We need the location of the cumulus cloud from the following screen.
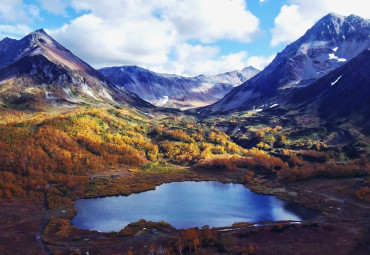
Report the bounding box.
[0,24,33,39]
[165,0,259,43]
[37,0,68,15]
[246,54,276,70]
[0,0,39,23]
[0,0,263,76]
[156,43,251,76]
[0,0,37,40]
[47,0,260,75]
[271,0,370,46]
[50,13,175,68]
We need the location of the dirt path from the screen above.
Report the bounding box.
[36,190,52,255]
[288,185,370,210]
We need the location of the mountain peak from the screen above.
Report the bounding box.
[0,29,153,109]
[1,37,16,43]
[322,12,345,20]
[27,28,51,40]
[321,13,370,25]
[27,28,52,43]
[346,13,369,22]
[241,66,259,72]
[33,28,48,35]
[200,13,369,114]
[314,13,369,30]
[289,13,370,50]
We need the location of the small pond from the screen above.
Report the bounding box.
[73,181,319,232]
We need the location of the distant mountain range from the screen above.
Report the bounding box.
[0,29,151,110]
[0,12,368,123]
[200,13,370,115]
[0,29,258,111]
[99,65,259,109]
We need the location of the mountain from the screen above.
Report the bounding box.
[289,48,370,123]
[200,13,370,114]
[0,29,152,110]
[99,65,259,109]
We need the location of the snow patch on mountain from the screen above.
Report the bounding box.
[81,83,97,99]
[270,103,279,108]
[331,75,343,86]
[62,87,75,100]
[45,90,57,100]
[100,65,260,108]
[152,96,169,107]
[328,53,346,62]
[98,88,114,101]
[200,13,370,114]
[191,82,213,93]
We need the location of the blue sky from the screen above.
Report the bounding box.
[0,0,368,76]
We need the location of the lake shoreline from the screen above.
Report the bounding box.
[46,166,331,236]
[72,181,319,232]
[2,168,368,254]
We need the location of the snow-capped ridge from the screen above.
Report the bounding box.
[100,65,260,109]
[200,13,370,114]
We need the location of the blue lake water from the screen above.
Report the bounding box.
[73,181,318,232]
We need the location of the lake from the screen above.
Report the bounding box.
[73,181,319,232]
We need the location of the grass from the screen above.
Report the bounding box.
[140,162,188,174]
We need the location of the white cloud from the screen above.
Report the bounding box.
[0,24,33,40]
[0,0,39,23]
[50,12,176,69]
[271,0,370,46]
[165,0,260,43]
[246,54,276,70]
[38,0,68,15]
[156,43,251,76]
[46,0,261,76]
[69,0,259,43]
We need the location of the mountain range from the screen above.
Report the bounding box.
[99,65,259,109]
[0,29,151,110]
[0,13,369,124]
[0,29,258,111]
[199,13,370,116]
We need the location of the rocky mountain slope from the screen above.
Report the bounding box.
[289,48,370,125]
[100,65,259,109]
[0,29,152,110]
[200,13,370,114]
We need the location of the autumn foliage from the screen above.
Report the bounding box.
[196,149,288,174]
[0,108,156,199]
[1,107,368,202]
[277,158,370,182]
[0,108,247,199]
[355,179,370,202]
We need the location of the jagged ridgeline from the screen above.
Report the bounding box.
[0,29,152,110]
[200,14,370,115]
[99,65,259,109]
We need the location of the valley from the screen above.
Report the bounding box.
[99,65,259,109]
[0,104,369,254]
[0,10,369,255]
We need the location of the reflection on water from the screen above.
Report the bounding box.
[73,181,319,232]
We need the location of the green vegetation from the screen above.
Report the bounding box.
[0,105,369,255]
[0,107,247,201]
[0,106,369,202]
